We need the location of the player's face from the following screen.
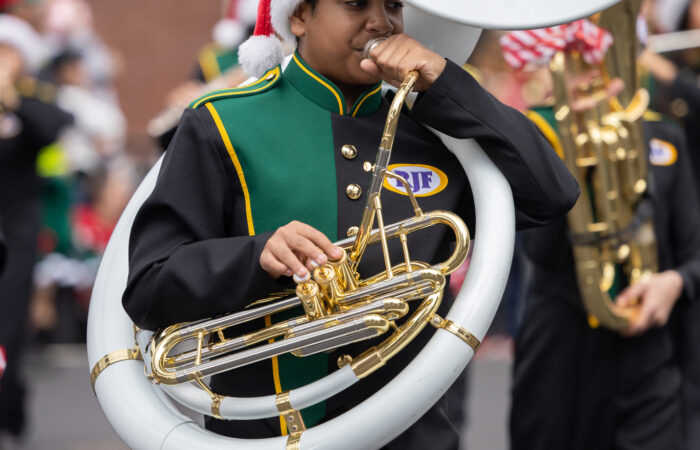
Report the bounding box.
[291,0,404,88]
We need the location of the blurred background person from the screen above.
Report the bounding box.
[149,0,258,150]
[504,12,700,450]
[639,1,700,447]
[0,0,73,439]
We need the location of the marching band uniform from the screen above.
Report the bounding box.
[510,107,700,450]
[0,87,73,435]
[648,64,700,450]
[123,48,579,447]
[1,6,73,437]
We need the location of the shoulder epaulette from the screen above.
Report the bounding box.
[197,43,222,82]
[643,109,663,122]
[462,63,483,85]
[189,66,282,109]
[526,107,564,160]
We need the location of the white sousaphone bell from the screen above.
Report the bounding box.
[87,1,620,449]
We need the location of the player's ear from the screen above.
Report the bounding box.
[290,1,312,38]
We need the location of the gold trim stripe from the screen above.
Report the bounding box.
[430,316,480,352]
[205,102,255,235]
[526,110,564,160]
[292,53,344,115]
[351,85,382,117]
[198,45,221,82]
[192,67,280,109]
[90,347,143,393]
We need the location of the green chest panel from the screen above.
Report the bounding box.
[212,79,338,241]
[208,79,339,429]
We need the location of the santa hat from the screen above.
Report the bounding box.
[499,19,614,71]
[0,0,21,10]
[213,0,259,49]
[0,14,49,73]
[238,0,303,77]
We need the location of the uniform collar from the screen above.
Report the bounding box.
[284,51,383,117]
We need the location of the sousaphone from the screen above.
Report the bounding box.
[87,1,620,449]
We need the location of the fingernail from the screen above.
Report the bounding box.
[310,259,320,267]
[297,268,308,278]
[285,269,293,277]
[316,254,327,265]
[333,247,343,257]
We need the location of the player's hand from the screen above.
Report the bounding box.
[616,270,683,337]
[260,221,344,279]
[566,69,624,112]
[360,34,446,91]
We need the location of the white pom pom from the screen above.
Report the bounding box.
[238,35,284,78]
[213,19,245,49]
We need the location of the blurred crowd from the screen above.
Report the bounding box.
[0,0,136,436]
[2,0,700,446]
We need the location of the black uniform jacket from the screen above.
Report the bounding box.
[523,119,700,309]
[123,57,579,442]
[0,214,5,273]
[512,116,700,450]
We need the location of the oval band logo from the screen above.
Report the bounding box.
[649,139,677,166]
[383,164,448,197]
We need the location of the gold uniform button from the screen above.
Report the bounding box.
[346,184,362,200]
[341,144,358,160]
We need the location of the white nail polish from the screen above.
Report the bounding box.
[293,272,311,283]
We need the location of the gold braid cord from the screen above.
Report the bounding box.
[90,346,143,393]
[430,315,481,352]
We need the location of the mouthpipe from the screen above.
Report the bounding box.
[363,37,386,60]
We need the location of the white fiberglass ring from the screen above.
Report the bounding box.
[87,133,513,449]
[405,0,620,30]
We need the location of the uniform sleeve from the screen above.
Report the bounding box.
[668,133,700,303]
[122,107,289,331]
[410,60,580,229]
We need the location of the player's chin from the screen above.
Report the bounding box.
[350,67,383,86]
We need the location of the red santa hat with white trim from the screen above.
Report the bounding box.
[238,0,304,77]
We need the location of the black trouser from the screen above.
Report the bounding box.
[0,206,38,436]
[669,302,700,450]
[510,295,684,450]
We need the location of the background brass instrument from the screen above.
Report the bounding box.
[549,0,658,330]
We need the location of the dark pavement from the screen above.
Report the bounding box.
[0,341,512,450]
